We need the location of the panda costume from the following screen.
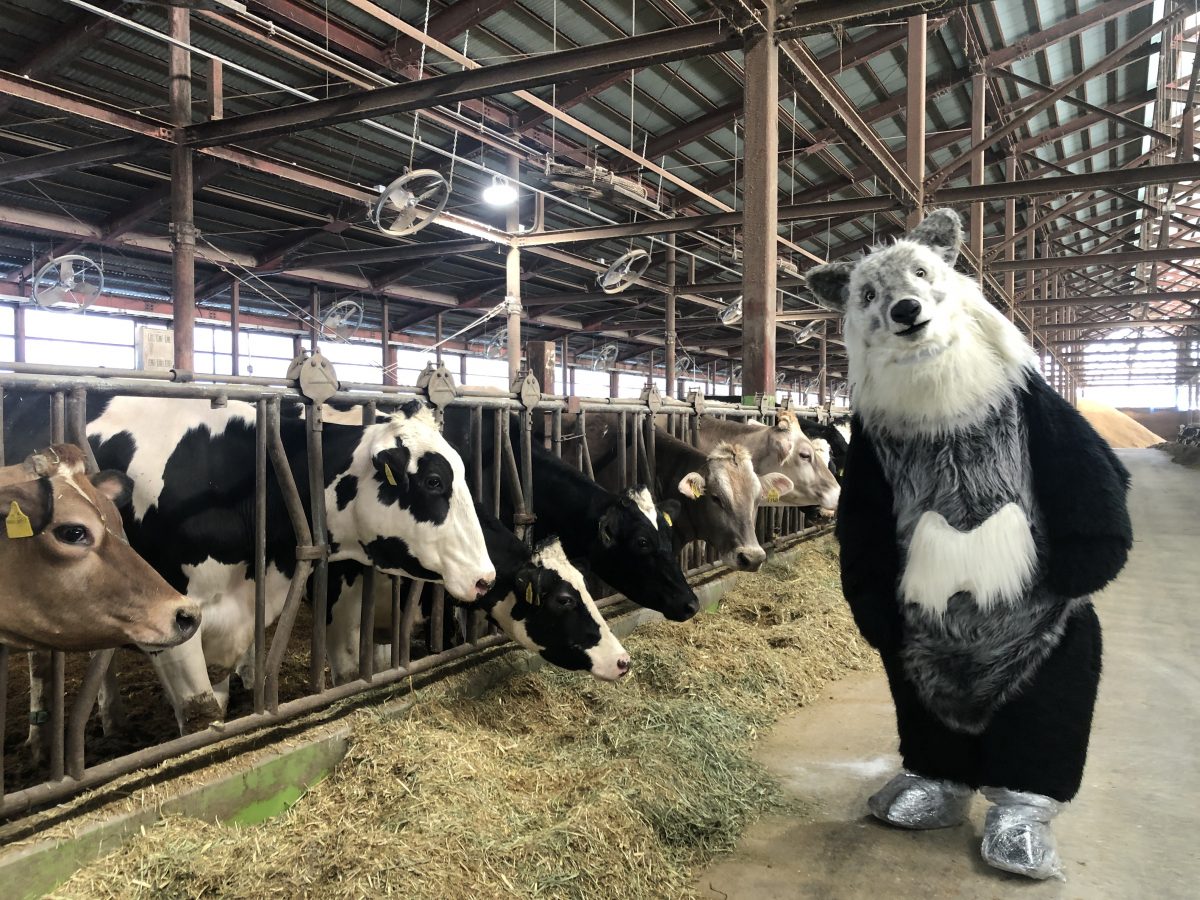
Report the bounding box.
[807,209,1132,880]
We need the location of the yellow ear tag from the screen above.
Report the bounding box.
[6,501,34,539]
[766,488,781,503]
[663,512,673,527]
[384,464,398,486]
[525,583,534,605]
[691,483,702,499]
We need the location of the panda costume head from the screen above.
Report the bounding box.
[806,209,1034,436]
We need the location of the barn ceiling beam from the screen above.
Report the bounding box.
[0,137,154,187]
[512,70,633,133]
[929,5,1189,189]
[181,22,738,146]
[1036,317,1200,332]
[1021,292,1200,308]
[986,0,1156,69]
[283,240,496,271]
[939,161,1200,203]
[775,0,983,34]
[993,247,1200,273]
[383,0,516,68]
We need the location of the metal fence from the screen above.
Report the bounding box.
[0,358,839,821]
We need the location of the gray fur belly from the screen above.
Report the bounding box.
[874,392,1078,733]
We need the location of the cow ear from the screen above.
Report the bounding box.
[909,208,962,266]
[768,429,794,463]
[1,478,53,538]
[678,472,706,500]
[373,444,410,489]
[759,472,794,503]
[658,498,682,528]
[91,470,133,508]
[598,504,621,548]
[806,261,854,312]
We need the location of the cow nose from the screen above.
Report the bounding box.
[616,655,631,677]
[474,577,494,598]
[175,608,200,641]
[735,546,767,571]
[890,298,921,325]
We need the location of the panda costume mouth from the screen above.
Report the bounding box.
[896,320,931,337]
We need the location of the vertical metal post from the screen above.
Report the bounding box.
[818,323,828,405]
[906,14,927,228]
[609,369,619,398]
[253,399,267,713]
[741,6,778,399]
[230,279,240,375]
[0,644,7,802]
[307,404,328,692]
[1004,155,1016,320]
[208,57,223,120]
[170,6,195,372]
[13,305,25,362]
[506,157,522,384]
[381,300,396,385]
[435,313,444,366]
[309,285,320,353]
[292,333,304,360]
[359,401,377,682]
[665,235,677,397]
[460,352,468,385]
[970,71,986,282]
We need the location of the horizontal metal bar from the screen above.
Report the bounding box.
[939,161,1200,203]
[993,247,1200,272]
[777,0,985,33]
[513,196,900,247]
[183,22,738,146]
[0,137,155,186]
[1021,291,1200,307]
[284,239,497,271]
[1037,316,1200,332]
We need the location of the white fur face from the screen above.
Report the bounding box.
[806,209,1035,436]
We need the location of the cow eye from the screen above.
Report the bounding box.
[915,267,927,279]
[635,537,651,552]
[799,450,812,460]
[424,476,443,492]
[53,524,92,546]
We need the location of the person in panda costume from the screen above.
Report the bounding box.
[806,209,1132,880]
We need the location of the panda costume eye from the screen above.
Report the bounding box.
[915,267,927,279]
[863,288,876,304]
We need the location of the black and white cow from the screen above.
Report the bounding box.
[443,409,700,622]
[326,504,630,682]
[3,394,494,731]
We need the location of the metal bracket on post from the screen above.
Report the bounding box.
[639,382,663,415]
[288,351,339,409]
[416,362,458,422]
[513,368,542,410]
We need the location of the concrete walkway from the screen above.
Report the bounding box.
[698,449,1199,899]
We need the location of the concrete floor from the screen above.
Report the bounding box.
[698,449,1199,900]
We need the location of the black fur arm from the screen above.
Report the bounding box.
[1021,371,1133,597]
[835,417,902,650]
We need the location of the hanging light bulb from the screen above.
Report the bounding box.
[482,174,518,207]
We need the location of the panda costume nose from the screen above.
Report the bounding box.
[890,298,922,325]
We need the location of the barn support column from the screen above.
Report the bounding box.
[381,300,397,385]
[505,156,522,384]
[905,13,927,229]
[309,285,320,352]
[665,235,677,398]
[169,6,195,372]
[609,369,619,399]
[13,304,25,363]
[528,341,555,393]
[970,72,986,283]
[230,280,240,375]
[560,337,569,395]
[818,322,828,405]
[1004,155,1017,321]
[435,313,444,366]
[741,4,778,400]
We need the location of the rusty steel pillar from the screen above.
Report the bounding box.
[435,312,443,366]
[309,285,320,352]
[906,14,927,229]
[13,304,25,363]
[230,280,240,375]
[665,235,677,397]
[970,72,986,283]
[560,337,569,395]
[169,6,195,372]
[818,322,828,405]
[381,300,397,385]
[609,369,619,399]
[527,341,556,393]
[741,5,778,399]
[505,156,522,384]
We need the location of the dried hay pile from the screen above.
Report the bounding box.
[54,536,875,900]
[1077,399,1164,448]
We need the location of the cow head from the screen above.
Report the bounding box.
[674,442,792,572]
[592,485,699,622]
[0,444,200,652]
[330,401,495,602]
[490,539,630,681]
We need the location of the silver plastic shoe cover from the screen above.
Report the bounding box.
[980,787,1065,881]
[867,771,972,829]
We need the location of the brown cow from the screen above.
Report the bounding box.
[0,444,200,652]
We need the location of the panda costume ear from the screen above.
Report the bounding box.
[806,261,854,312]
[909,208,963,266]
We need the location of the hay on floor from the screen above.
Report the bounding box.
[53,536,875,900]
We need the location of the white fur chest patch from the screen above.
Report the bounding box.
[899,503,1037,615]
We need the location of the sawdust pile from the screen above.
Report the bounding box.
[1077,399,1164,448]
[54,536,875,900]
